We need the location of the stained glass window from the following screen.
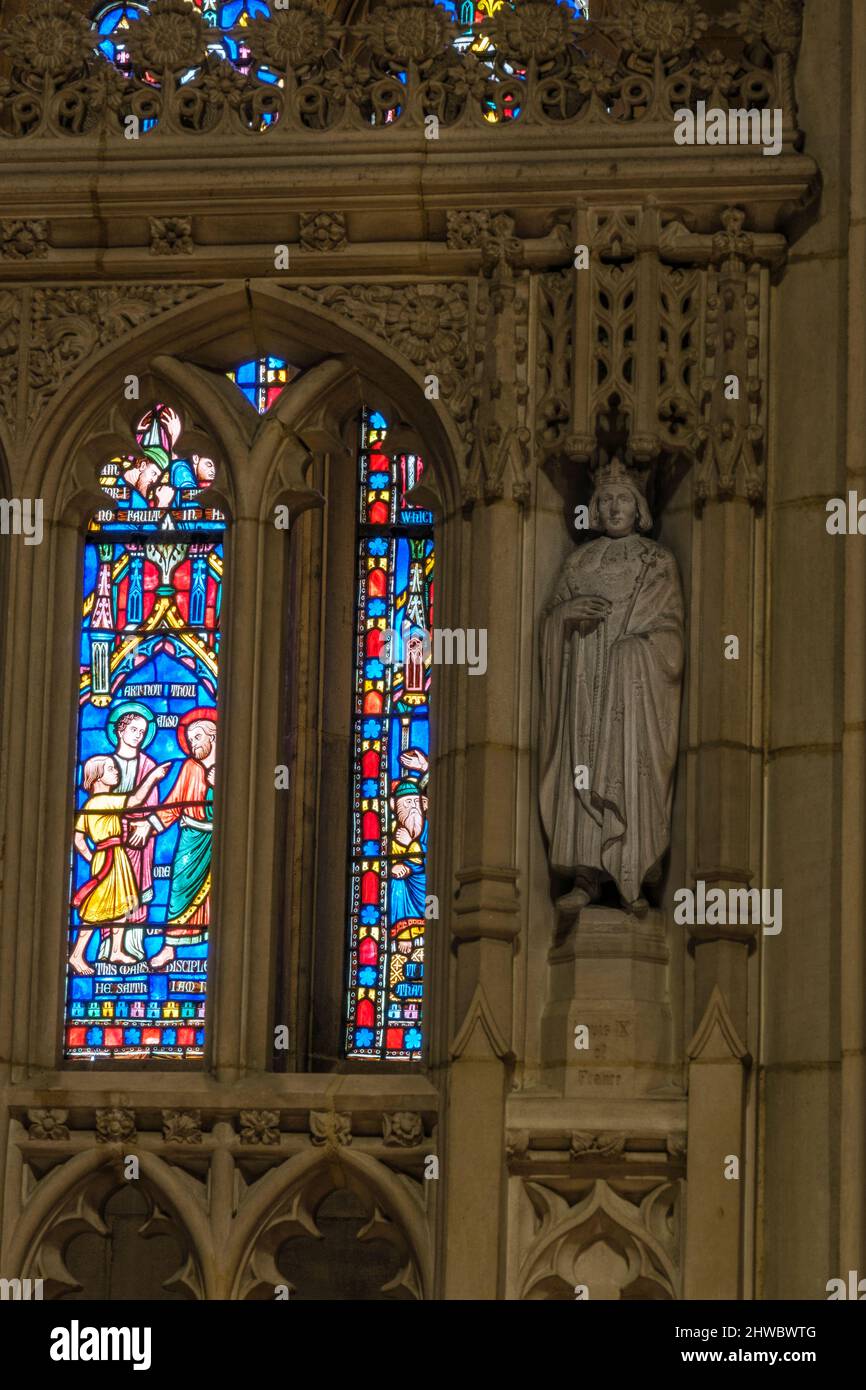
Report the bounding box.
[227,356,294,414]
[92,2,276,81]
[345,411,434,1061]
[64,404,224,1061]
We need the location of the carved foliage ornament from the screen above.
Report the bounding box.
[149,216,194,256]
[27,1108,70,1141]
[481,0,584,63]
[382,1111,424,1147]
[95,1107,136,1143]
[294,280,471,429]
[613,0,710,60]
[0,0,802,138]
[247,3,343,73]
[26,284,208,424]
[730,0,804,54]
[0,1,93,81]
[0,289,19,425]
[126,0,209,75]
[299,211,347,253]
[309,1110,352,1148]
[356,0,455,67]
[162,1109,203,1144]
[1,219,49,259]
[239,1110,281,1145]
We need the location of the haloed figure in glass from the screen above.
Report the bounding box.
[65,402,224,1061]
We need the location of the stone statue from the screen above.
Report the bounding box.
[539,457,684,920]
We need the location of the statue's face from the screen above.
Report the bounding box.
[597,485,638,538]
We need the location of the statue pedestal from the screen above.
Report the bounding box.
[540,906,672,1097]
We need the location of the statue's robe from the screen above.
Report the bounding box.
[539,534,684,903]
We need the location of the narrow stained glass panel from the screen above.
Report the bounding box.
[345,410,434,1061]
[64,404,224,1062]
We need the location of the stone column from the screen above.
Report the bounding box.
[443,231,527,1300]
[681,214,777,1298]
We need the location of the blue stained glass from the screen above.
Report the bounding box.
[64,403,224,1063]
[227,356,294,413]
[92,2,280,89]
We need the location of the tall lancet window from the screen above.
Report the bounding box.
[64,405,224,1062]
[345,411,434,1062]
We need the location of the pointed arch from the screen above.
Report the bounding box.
[226,1144,432,1300]
[4,282,463,1076]
[23,283,464,521]
[3,1144,213,1299]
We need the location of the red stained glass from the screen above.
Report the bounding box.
[345,410,433,1061]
